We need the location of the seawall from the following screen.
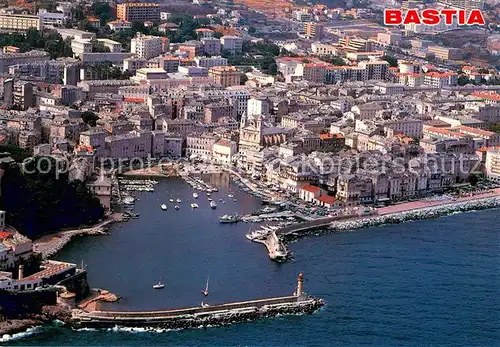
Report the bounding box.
[71,295,324,330]
[279,195,500,257]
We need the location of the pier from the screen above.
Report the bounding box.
[71,273,323,330]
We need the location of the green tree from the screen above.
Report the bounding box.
[240,73,248,85]
[468,173,479,186]
[92,2,112,24]
[382,55,398,67]
[81,111,99,126]
[0,157,104,238]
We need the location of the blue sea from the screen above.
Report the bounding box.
[6,176,500,346]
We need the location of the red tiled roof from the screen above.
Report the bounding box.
[0,231,11,239]
[123,97,145,103]
[301,184,321,193]
[316,195,337,204]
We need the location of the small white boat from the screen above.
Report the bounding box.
[210,201,217,209]
[208,198,213,201]
[176,199,181,203]
[191,203,199,208]
[153,281,164,289]
[175,205,180,210]
[161,204,167,210]
[228,194,234,198]
[169,199,174,203]
[201,276,209,296]
[206,192,211,197]
[193,192,199,199]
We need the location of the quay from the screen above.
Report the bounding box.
[254,190,500,263]
[71,273,323,330]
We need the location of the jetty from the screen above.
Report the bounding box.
[71,273,323,330]
[252,189,500,263]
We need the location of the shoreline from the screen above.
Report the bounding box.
[34,213,122,259]
[281,194,500,248]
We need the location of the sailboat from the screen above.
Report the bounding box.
[153,281,165,289]
[201,276,209,296]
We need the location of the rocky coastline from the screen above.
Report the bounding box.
[283,196,500,244]
[0,305,71,340]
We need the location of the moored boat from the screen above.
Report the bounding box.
[161,204,167,210]
[210,201,217,209]
[219,214,239,223]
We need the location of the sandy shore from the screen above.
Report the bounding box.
[34,213,122,259]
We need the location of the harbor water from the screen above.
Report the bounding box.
[7,175,499,346]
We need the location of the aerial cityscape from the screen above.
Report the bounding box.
[0,0,497,344]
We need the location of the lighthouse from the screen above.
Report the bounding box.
[295,272,304,297]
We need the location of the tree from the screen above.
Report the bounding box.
[382,55,398,67]
[81,111,99,126]
[458,75,470,86]
[468,173,479,186]
[0,157,104,238]
[240,73,248,85]
[92,2,112,24]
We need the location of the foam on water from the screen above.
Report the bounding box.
[0,326,42,342]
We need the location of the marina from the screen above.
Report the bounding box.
[31,175,499,346]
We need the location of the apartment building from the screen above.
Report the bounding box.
[195,56,227,69]
[0,50,49,73]
[485,148,500,181]
[424,72,458,88]
[116,2,160,22]
[8,59,80,85]
[338,37,373,52]
[358,60,389,81]
[303,22,324,40]
[0,13,40,32]
[107,20,132,32]
[209,66,241,87]
[186,132,220,160]
[311,43,338,56]
[131,34,163,60]
[220,36,243,55]
[427,46,462,61]
[105,130,153,160]
[212,138,237,166]
[201,37,221,56]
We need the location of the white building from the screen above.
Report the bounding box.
[485,148,500,182]
[247,97,271,117]
[194,56,228,69]
[186,132,220,160]
[71,39,92,57]
[107,20,131,32]
[212,138,237,165]
[38,9,66,27]
[131,33,163,60]
[97,38,122,53]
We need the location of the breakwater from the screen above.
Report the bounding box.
[71,274,323,330]
[278,196,500,258]
[329,196,500,232]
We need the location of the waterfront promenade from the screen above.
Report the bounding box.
[35,213,122,259]
[377,188,500,215]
